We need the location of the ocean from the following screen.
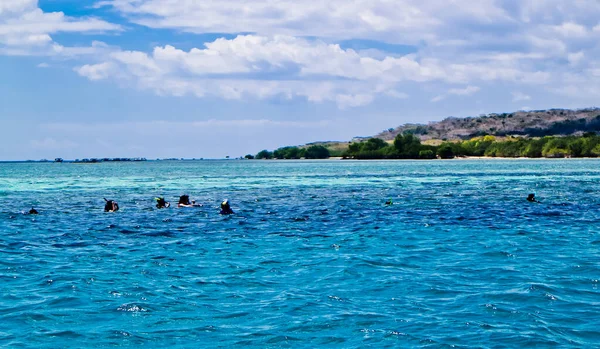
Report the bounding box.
[1,159,599,348]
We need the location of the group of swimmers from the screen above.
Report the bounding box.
[26,195,234,215]
[104,195,234,215]
[26,193,540,216]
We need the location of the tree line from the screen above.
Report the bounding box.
[252,145,331,159]
[249,133,600,160]
[343,133,600,159]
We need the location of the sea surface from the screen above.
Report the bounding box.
[1,159,600,348]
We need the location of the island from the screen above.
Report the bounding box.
[251,108,600,159]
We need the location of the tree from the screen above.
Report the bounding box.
[437,143,455,159]
[256,150,273,159]
[244,154,255,159]
[419,150,435,159]
[304,145,330,159]
[567,138,584,157]
[274,146,302,159]
[523,139,545,158]
[542,138,569,158]
[362,138,388,151]
[393,134,419,155]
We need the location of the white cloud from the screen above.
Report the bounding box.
[95,0,468,43]
[448,85,480,96]
[431,95,445,103]
[0,0,36,15]
[335,94,374,109]
[144,36,442,82]
[75,62,115,80]
[431,85,479,103]
[8,0,596,110]
[512,92,531,102]
[0,0,120,56]
[95,0,600,56]
[36,62,49,68]
[75,35,558,108]
[568,51,585,65]
[551,22,588,38]
[384,90,409,99]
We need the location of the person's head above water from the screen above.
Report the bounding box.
[104,198,119,212]
[29,207,38,215]
[220,199,234,214]
[179,194,200,207]
[527,193,537,202]
[155,197,170,209]
[179,195,190,205]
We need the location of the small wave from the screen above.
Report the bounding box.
[116,303,149,313]
[43,330,84,338]
[141,231,177,237]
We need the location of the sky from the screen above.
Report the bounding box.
[2,0,600,160]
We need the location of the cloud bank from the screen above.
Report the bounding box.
[0,0,120,56]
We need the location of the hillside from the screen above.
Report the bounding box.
[255,107,600,160]
[374,108,600,141]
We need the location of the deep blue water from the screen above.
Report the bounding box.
[1,160,600,348]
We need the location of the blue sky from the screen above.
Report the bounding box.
[1,0,600,160]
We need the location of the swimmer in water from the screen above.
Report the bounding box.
[220,199,234,215]
[29,207,38,214]
[385,198,393,205]
[104,198,119,212]
[178,195,202,207]
[527,193,540,203]
[155,197,170,209]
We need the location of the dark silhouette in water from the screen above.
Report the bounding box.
[155,197,170,209]
[178,195,202,207]
[178,195,191,207]
[220,199,234,215]
[527,193,540,203]
[28,207,38,214]
[385,198,393,205]
[104,198,119,212]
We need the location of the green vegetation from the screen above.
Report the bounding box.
[344,134,437,159]
[304,145,330,159]
[255,150,273,159]
[252,110,600,160]
[443,134,600,158]
[254,145,330,159]
[274,146,304,159]
[342,133,600,159]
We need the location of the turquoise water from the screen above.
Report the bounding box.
[1,160,600,348]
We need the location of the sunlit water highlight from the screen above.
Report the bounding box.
[1,160,600,347]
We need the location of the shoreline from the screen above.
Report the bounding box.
[3,157,600,163]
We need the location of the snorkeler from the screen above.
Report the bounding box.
[28,207,38,214]
[385,198,393,205]
[104,198,119,212]
[220,199,234,215]
[155,197,170,209]
[178,195,202,207]
[178,194,201,207]
[527,193,540,203]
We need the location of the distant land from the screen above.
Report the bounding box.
[13,108,600,162]
[254,108,600,159]
[374,107,600,141]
